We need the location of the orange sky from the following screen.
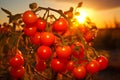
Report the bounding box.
[0,0,120,28]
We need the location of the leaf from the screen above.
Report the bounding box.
[1,8,12,15]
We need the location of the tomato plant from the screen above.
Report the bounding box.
[22,10,38,25]
[52,18,68,33]
[56,45,72,59]
[30,32,41,45]
[9,53,24,67]
[24,26,37,36]
[96,55,108,70]
[73,66,86,79]
[37,45,52,60]
[86,60,99,74]
[35,18,47,31]
[9,66,25,79]
[40,32,55,46]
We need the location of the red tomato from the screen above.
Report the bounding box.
[96,55,108,70]
[9,54,24,67]
[37,45,52,60]
[9,66,25,79]
[40,32,55,46]
[73,66,86,79]
[30,32,41,45]
[71,42,84,59]
[53,18,68,33]
[56,45,72,59]
[24,26,37,36]
[66,61,75,71]
[22,10,37,25]
[36,18,47,31]
[51,58,64,72]
[35,60,46,71]
[84,31,95,42]
[86,60,99,74]
[79,26,89,35]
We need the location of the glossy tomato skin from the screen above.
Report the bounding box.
[56,45,72,59]
[71,42,84,59]
[86,60,100,74]
[40,32,55,46]
[66,61,75,72]
[24,26,37,36]
[22,10,37,25]
[51,58,64,72]
[9,54,24,67]
[30,32,41,45]
[36,18,47,31]
[73,66,86,79]
[96,55,108,70]
[9,66,25,79]
[35,60,46,71]
[53,18,68,33]
[37,45,52,60]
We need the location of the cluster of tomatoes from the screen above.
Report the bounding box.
[16,9,109,79]
[9,50,25,79]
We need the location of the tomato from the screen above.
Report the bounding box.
[37,45,52,60]
[71,42,84,59]
[51,58,64,72]
[35,60,46,71]
[30,32,41,45]
[56,45,72,59]
[84,31,95,42]
[79,26,89,35]
[9,66,25,79]
[52,18,68,33]
[86,60,99,74]
[73,66,86,79]
[66,61,75,71]
[64,11,73,19]
[24,26,37,36]
[22,10,37,25]
[35,18,47,31]
[9,53,24,67]
[96,55,108,70]
[40,32,55,46]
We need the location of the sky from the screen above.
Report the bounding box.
[0,0,120,28]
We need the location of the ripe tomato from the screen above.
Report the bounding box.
[35,60,46,71]
[50,58,64,72]
[40,32,55,46]
[35,18,47,31]
[22,10,37,25]
[24,26,37,36]
[9,53,24,67]
[71,42,84,59]
[96,55,108,70]
[52,18,68,33]
[84,31,95,42]
[66,61,75,72]
[79,26,89,35]
[9,66,25,79]
[73,66,86,79]
[30,32,41,45]
[56,45,72,59]
[86,60,99,74]
[37,45,52,60]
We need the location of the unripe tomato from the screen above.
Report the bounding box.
[9,66,25,79]
[86,60,99,74]
[52,18,68,33]
[30,32,41,45]
[9,53,24,67]
[56,45,72,59]
[73,66,86,79]
[37,45,52,60]
[24,26,37,36]
[35,18,47,31]
[40,32,55,46]
[96,55,108,70]
[51,58,64,72]
[35,60,46,71]
[22,10,37,25]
